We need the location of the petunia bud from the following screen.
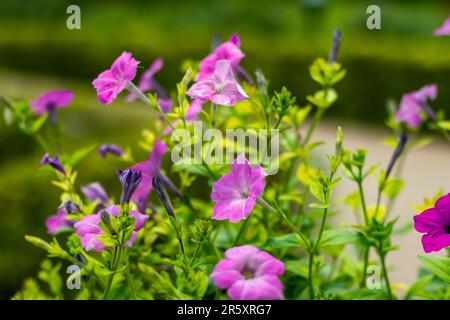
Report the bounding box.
[39,153,66,175]
[98,144,124,158]
[152,176,175,218]
[100,210,115,235]
[117,169,142,205]
[385,132,408,179]
[328,29,341,64]
[59,200,80,214]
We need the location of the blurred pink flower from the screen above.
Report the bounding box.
[30,90,74,115]
[434,16,450,36]
[46,209,74,234]
[197,33,244,81]
[187,60,248,106]
[414,193,450,253]
[92,51,140,105]
[395,84,437,128]
[129,140,168,212]
[211,154,266,223]
[74,205,148,251]
[211,245,284,300]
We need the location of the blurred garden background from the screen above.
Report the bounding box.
[0,0,449,299]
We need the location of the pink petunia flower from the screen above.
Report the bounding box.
[129,140,168,212]
[187,60,248,107]
[414,193,450,253]
[30,90,74,116]
[46,209,75,234]
[74,205,148,251]
[395,84,438,128]
[433,16,450,36]
[211,245,285,300]
[126,58,168,102]
[211,154,266,223]
[197,33,244,81]
[92,51,140,105]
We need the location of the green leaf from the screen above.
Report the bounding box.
[318,229,358,248]
[383,178,404,198]
[266,233,308,250]
[309,178,325,203]
[419,256,450,283]
[404,275,434,300]
[309,203,330,209]
[437,121,450,131]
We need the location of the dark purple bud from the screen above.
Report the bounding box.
[98,144,124,158]
[100,209,115,235]
[59,200,81,214]
[158,174,183,199]
[39,153,66,175]
[117,169,142,205]
[385,132,408,179]
[328,29,341,64]
[152,176,175,218]
[81,182,109,204]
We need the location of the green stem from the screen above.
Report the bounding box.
[256,198,310,250]
[378,247,393,299]
[359,246,370,288]
[103,273,114,300]
[356,179,370,225]
[308,253,315,300]
[232,218,250,247]
[211,103,217,128]
[126,263,137,300]
[304,108,324,146]
[103,246,124,300]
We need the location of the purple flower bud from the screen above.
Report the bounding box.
[81,182,109,205]
[385,132,408,179]
[59,200,81,214]
[117,169,142,205]
[39,153,66,175]
[152,176,175,218]
[328,29,341,64]
[98,144,124,158]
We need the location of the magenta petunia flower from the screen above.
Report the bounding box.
[128,140,168,212]
[46,209,75,234]
[197,33,244,81]
[39,153,66,175]
[211,245,285,300]
[92,51,140,105]
[30,90,74,116]
[434,16,450,36]
[126,58,168,102]
[414,193,450,253]
[211,154,266,223]
[187,60,248,107]
[74,205,148,251]
[395,84,438,128]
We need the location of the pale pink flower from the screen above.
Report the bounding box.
[92,52,140,105]
[211,154,266,223]
[187,60,248,106]
[211,245,285,300]
[395,84,437,128]
[434,16,450,36]
[197,33,244,81]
